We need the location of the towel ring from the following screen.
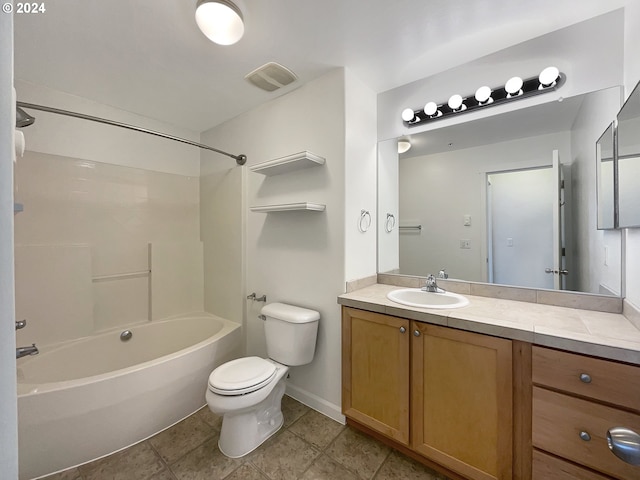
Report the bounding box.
[385,213,396,233]
[358,209,372,233]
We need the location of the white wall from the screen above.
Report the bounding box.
[344,70,378,282]
[0,11,18,479]
[570,87,623,295]
[15,80,200,176]
[397,132,570,282]
[201,69,358,421]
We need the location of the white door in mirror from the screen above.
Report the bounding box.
[386,289,469,309]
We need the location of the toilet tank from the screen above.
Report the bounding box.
[261,303,320,366]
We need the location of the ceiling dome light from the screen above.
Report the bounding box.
[195,0,245,46]
[475,86,493,104]
[505,76,523,97]
[448,94,465,111]
[401,108,416,122]
[397,139,412,154]
[539,66,560,88]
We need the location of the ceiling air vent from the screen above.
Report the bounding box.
[245,62,298,92]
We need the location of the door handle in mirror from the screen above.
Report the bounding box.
[607,427,640,465]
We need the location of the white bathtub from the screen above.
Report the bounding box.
[17,313,242,480]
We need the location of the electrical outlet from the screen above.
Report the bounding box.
[460,239,471,249]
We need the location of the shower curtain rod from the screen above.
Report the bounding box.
[16,101,247,165]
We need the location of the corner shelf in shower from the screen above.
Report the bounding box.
[249,151,325,176]
[249,202,326,213]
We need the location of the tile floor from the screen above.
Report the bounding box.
[41,395,451,480]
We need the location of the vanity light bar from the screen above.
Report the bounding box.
[401,68,565,127]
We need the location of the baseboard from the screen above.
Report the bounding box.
[285,383,345,425]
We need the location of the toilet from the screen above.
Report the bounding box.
[206,302,320,458]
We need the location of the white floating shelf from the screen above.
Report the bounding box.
[250,202,326,213]
[249,151,325,176]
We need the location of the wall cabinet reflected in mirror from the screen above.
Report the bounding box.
[617,80,640,228]
[596,123,615,230]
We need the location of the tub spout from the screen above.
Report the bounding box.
[16,343,38,359]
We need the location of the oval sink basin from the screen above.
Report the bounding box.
[386,288,469,309]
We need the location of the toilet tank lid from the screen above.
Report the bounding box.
[261,302,320,323]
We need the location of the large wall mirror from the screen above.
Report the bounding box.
[617,80,640,228]
[378,87,623,296]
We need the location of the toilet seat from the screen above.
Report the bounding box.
[208,357,277,396]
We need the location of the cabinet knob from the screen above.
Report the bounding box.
[399,326,406,333]
[607,427,640,466]
[413,330,421,337]
[580,431,592,442]
[579,373,592,384]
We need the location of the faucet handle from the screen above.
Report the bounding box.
[15,319,27,330]
[438,269,448,279]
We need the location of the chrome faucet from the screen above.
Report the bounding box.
[422,274,439,293]
[16,343,39,359]
[438,269,448,279]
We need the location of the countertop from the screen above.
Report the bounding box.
[338,283,640,365]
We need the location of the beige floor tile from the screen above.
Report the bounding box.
[250,430,320,480]
[299,454,360,480]
[325,428,391,480]
[41,468,82,480]
[149,414,218,464]
[78,441,165,480]
[148,469,179,480]
[374,450,449,480]
[169,437,243,480]
[192,405,223,431]
[281,394,311,427]
[224,464,271,480]
[288,410,345,450]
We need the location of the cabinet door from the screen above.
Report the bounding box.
[411,322,513,480]
[342,308,410,444]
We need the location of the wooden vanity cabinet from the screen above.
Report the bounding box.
[342,307,514,480]
[532,346,640,480]
[412,322,513,480]
[341,308,410,444]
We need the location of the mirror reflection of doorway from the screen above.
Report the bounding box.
[487,165,563,290]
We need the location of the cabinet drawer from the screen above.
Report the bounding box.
[533,449,613,479]
[533,387,640,479]
[532,346,640,412]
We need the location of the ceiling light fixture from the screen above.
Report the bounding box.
[475,86,493,105]
[424,101,442,118]
[401,67,565,127]
[398,139,412,154]
[195,0,245,46]
[539,66,560,89]
[505,76,523,98]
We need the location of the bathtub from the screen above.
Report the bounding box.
[17,313,242,480]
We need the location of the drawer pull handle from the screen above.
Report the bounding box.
[580,431,591,442]
[607,427,640,466]
[579,373,592,383]
[399,326,406,333]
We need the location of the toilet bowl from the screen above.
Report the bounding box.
[206,302,320,458]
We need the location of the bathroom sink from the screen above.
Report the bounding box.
[386,288,469,309]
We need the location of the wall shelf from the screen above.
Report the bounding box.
[249,151,325,176]
[14,203,23,215]
[250,202,326,213]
